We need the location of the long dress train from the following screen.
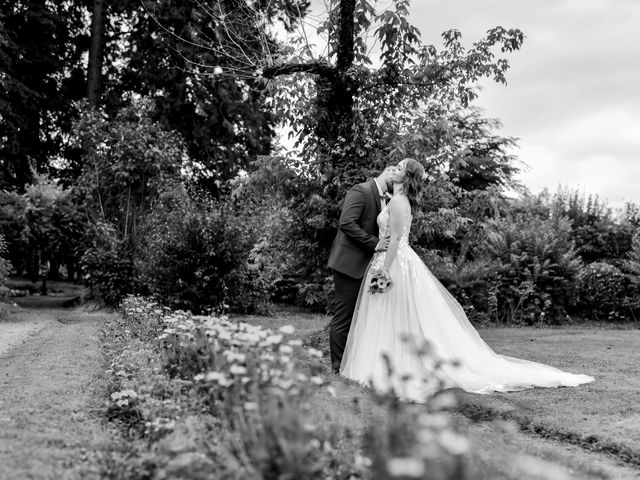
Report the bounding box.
[340,205,594,400]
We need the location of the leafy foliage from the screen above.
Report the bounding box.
[138,187,274,314]
[483,210,582,324]
[82,222,145,308]
[0,174,87,280]
[103,0,310,193]
[0,1,87,189]
[552,188,634,264]
[73,97,186,237]
[72,97,186,305]
[250,1,525,308]
[575,262,636,321]
[0,234,11,299]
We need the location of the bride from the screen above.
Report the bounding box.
[340,158,594,400]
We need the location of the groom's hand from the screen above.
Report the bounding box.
[375,237,389,252]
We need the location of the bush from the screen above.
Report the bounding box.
[138,188,274,314]
[0,176,87,281]
[480,210,582,324]
[552,188,634,263]
[82,223,145,307]
[575,262,636,321]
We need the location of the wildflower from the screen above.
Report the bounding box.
[218,376,234,387]
[387,458,425,477]
[204,371,224,382]
[416,428,436,444]
[276,379,293,390]
[306,348,323,358]
[260,353,275,362]
[326,386,337,398]
[229,364,248,375]
[193,373,205,381]
[265,334,283,345]
[417,412,449,430]
[428,392,457,411]
[310,376,324,386]
[219,330,232,341]
[354,453,372,469]
[296,373,308,382]
[224,351,246,363]
[279,345,293,354]
[244,402,259,411]
[438,430,470,455]
[288,339,303,347]
[279,325,295,334]
[238,332,261,344]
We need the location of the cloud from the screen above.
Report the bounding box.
[302,0,640,206]
[406,0,640,206]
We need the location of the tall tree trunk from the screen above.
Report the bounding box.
[87,0,105,106]
[318,0,357,167]
[262,0,358,164]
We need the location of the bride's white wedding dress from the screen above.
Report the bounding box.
[340,203,594,400]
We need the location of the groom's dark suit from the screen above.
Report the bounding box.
[328,179,382,373]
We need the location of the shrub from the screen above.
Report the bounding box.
[138,188,274,314]
[82,223,145,307]
[73,98,187,306]
[552,188,634,263]
[0,177,87,281]
[575,262,635,321]
[481,210,582,324]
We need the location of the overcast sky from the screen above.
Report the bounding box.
[300,0,640,207]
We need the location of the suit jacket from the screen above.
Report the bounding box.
[327,179,382,279]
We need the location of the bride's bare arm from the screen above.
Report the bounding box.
[382,197,407,272]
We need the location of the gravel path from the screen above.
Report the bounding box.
[0,308,118,479]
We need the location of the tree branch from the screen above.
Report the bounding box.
[262,61,336,79]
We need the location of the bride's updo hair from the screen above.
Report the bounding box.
[401,158,425,213]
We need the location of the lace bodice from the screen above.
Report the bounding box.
[370,203,412,272]
[377,204,411,246]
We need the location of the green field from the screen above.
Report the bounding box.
[236,310,640,479]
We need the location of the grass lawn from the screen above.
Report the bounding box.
[235,308,640,479]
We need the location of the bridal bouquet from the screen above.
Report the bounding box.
[368,269,393,294]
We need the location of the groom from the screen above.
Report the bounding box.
[327,164,395,374]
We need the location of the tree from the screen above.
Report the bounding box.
[0,174,87,283]
[98,0,311,194]
[73,97,187,241]
[0,0,87,190]
[183,0,523,175]
[87,0,105,106]
[225,0,525,308]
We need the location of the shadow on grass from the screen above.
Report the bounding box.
[456,399,640,468]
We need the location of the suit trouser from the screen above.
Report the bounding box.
[330,270,363,373]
